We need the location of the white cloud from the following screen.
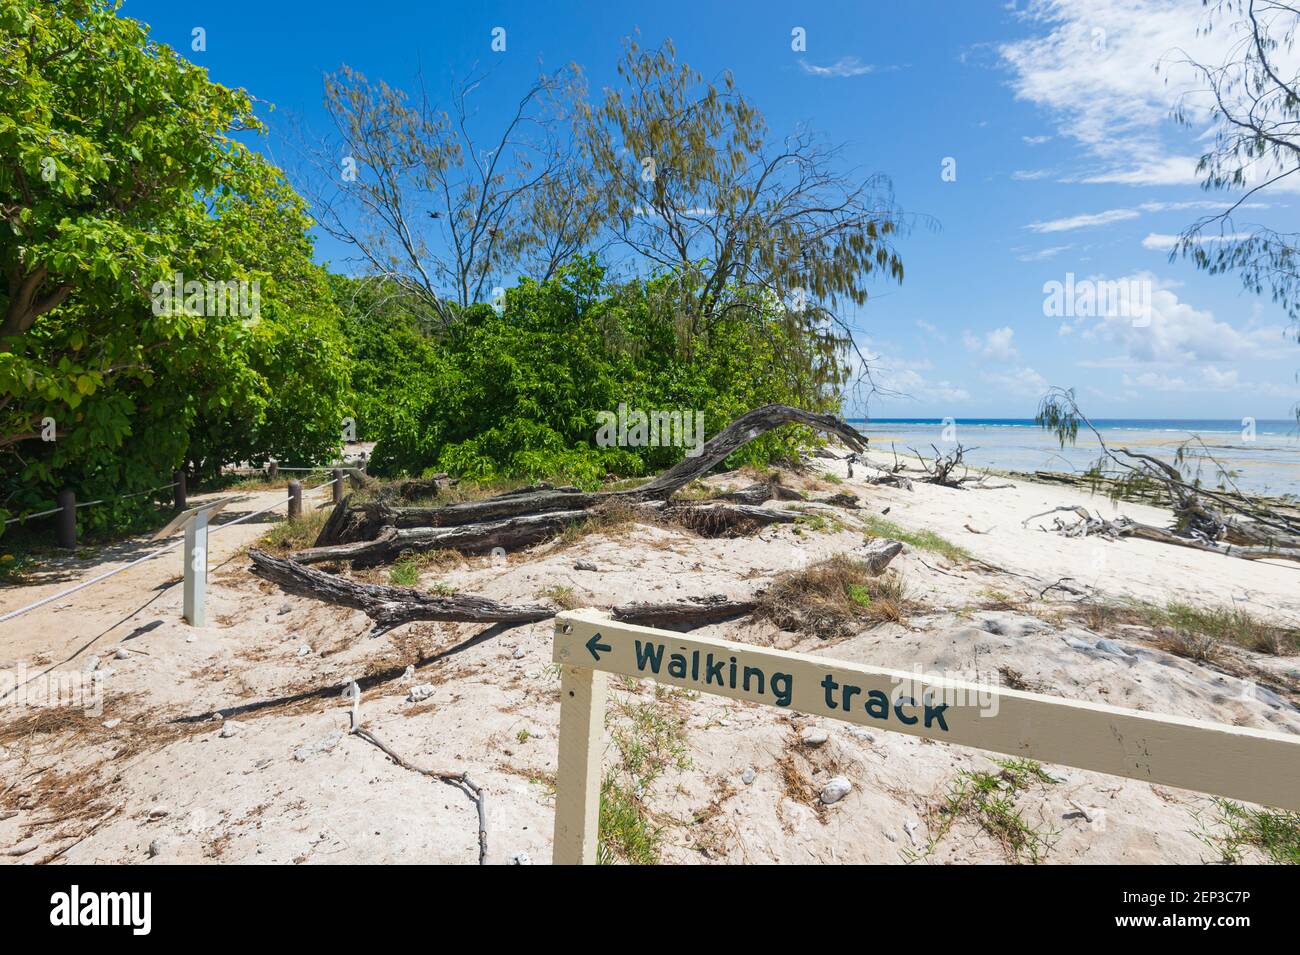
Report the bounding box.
[999,0,1300,188]
[1022,134,1052,145]
[964,326,1020,361]
[1018,244,1071,261]
[981,366,1049,396]
[859,343,970,404]
[1026,208,1139,232]
[915,319,947,342]
[1060,274,1290,363]
[1027,200,1267,236]
[1141,232,1252,251]
[798,57,892,78]
[1120,366,1295,397]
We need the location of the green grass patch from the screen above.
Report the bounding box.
[540,585,581,610]
[1193,798,1300,865]
[1163,602,1299,655]
[1071,598,1299,656]
[861,515,970,563]
[388,558,420,587]
[597,689,692,865]
[918,758,1059,864]
[258,507,332,555]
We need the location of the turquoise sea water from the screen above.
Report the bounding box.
[850,418,1300,498]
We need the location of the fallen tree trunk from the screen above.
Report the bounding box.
[1121,522,1300,563]
[666,502,802,536]
[249,548,770,635]
[316,404,866,547]
[1023,508,1300,563]
[611,594,762,630]
[295,510,591,565]
[294,499,801,565]
[715,482,774,505]
[248,549,556,634]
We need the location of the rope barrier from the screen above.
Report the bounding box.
[4,506,65,526]
[4,480,180,524]
[2,463,356,525]
[0,476,340,625]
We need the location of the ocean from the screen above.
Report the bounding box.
[849,418,1300,498]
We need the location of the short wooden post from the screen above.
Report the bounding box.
[173,470,187,510]
[332,468,344,505]
[268,461,279,482]
[287,479,302,520]
[55,489,76,549]
[182,509,210,626]
[552,660,607,865]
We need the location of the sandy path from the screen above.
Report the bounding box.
[0,485,331,668]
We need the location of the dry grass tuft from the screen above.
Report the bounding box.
[755,554,914,638]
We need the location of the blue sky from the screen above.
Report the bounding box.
[120,0,1300,420]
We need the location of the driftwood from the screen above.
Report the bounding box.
[1022,508,1300,563]
[858,538,905,574]
[249,549,556,634]
[666,502,802,536]
[296,499,800,565]
[715,482,774,505]
[250,549,788,635]
[864,472,914,491]
[315,404,866,550]
[253,405,875,635]
[297,511,591,565]
[820,492,861,509]
[611,594,762,630]
[345,683,486,865]
[1032,390,1300,564]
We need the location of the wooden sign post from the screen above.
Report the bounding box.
[551,608,1300,864]
[152,499,233,627]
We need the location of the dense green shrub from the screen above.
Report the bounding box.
[342,258,841,487]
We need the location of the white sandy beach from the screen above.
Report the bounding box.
[1,451,1297,864]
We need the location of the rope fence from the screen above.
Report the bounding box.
[0,474,342,625]
[3,458,357,535]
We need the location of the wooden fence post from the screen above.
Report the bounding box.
[55,489,76,549]
[287,480,302,520]
[174,470,187,510]
[268,461,279,482]
[552,658,608,865]
[182,509,210,627]
[332,468,344,505]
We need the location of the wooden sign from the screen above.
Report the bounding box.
[551,608,1300,864]
[153,499,233,627]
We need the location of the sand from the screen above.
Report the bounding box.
[0,453,1296,865]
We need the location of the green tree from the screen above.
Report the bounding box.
[581,38,909,398]
[0,0,350,529]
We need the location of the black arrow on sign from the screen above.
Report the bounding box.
[585,632,612,662]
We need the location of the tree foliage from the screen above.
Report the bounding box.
[0,0,349,533]
[342,258,836,487]
[1168,0,1300,416]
